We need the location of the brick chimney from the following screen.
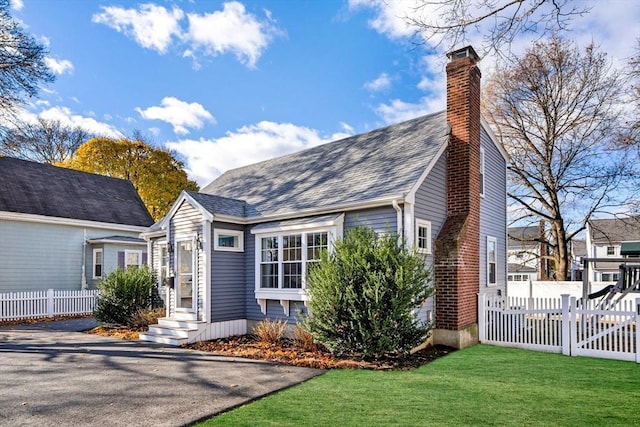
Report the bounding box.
[433,46,482,349]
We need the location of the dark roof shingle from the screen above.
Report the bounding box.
[0,157,153,227]
[589,217,640,244]
[201,111,449,218]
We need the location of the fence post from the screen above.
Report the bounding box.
[570,296,578,357]
[478,293,485,343]
[636,298,640,364]
[561,294,570,356]
[46,289,54,316]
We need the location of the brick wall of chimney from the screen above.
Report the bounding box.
[434,49,482,336]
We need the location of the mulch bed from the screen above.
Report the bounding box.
[184,335,455,370]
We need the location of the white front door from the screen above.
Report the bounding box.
[176,239,196,313]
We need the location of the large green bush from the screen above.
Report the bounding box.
[302,226,433,358]
[94,266,158,327]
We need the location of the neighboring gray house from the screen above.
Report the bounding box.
[585,217,640,282]
[0,157,154,292]
[141,46,508,349]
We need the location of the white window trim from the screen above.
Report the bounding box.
[158,241,168,287]
[480,146,486,198]
[415,219,432,255]
[92,248,103,279]
[487,236,497,287]
[213,228,244,252]
[175,237,197,313]
[124,250,143,269]
[252,218,343,315]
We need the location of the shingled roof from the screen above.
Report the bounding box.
[588,217,640,243]
[0,157,153,227]
[201,111,449,218]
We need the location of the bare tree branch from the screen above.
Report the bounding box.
[483,36,637,280]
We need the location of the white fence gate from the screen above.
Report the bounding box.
[0,289,99,321]
[479,294,640,363]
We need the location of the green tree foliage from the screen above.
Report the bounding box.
[94,265,157,327]
[59,136,199,221]
[302,226,433,358]
[0,0,54,122]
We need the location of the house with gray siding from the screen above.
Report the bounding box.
[585,216,640,282]
[0,157,153,292]
[140,46,508,349]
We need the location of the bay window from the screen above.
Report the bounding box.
[252,214,343,315]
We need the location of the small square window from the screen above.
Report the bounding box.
[606,246,615,256]
[415,219,432,254]
[214,229,244,252]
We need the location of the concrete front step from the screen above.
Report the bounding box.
[139,317,207,346]
[138,332,188,346]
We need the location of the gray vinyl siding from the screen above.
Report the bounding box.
[413,153,448,321]
[0,218,143,292]
[344,206,398,235]
[479,126,507,295]
[170,201,204,318]
[211,221,246,322]
[85,241,147,288]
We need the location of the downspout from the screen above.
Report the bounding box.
[392,199,403,239]
[81,229,88,290]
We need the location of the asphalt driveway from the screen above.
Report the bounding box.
[0,319,322,426]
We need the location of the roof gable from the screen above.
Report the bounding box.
[0,157,153,227]
[201,111,449,218]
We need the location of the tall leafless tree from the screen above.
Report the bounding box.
[406,0,590,57]
[0,117,92,163]
[483,36,637,280]
[0,0,54,121]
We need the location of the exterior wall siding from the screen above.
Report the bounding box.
[211,221,246,322]
[344,206,397,235]
[413,153,448,322]
[85,241,147,288]
[479,126,507,296]
[0,219,143,292]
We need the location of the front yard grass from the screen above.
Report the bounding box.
[199,345,640,426]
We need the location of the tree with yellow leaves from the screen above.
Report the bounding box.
[61,137,199,221]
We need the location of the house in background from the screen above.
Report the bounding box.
[570,239,586,281]
[141,46,509,349]
[585,217,640,282]
[507,223,549,282]
[0,157,154,292]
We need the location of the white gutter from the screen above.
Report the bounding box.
[392,199,403,238]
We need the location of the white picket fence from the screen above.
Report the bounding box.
[479,294,640,363]
[0,289,99,321]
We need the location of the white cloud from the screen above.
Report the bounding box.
[349,0,417,39]
[136,97,215,135]
[10,0,24,11]
[37,106,123,138]
[92,4,184,54]
[44,57,74,75]
[167,121,340,185]
[364,72,391,92]
[186,2,279,68]
[375,97,444,125]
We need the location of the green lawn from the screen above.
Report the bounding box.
[199,345,640,427]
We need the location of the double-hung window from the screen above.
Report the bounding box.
[252,214,343,315]
[487,236,497,286]
[93,248,103,279]
[415,219,432,254]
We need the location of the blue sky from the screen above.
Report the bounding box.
[9,0,640,186]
